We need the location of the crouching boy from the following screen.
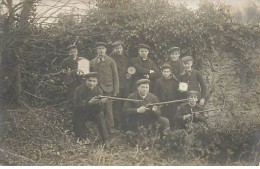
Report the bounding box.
[73,72,109,145]
[176,90,207,129]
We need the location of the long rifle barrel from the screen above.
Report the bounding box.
[192,108,221,114]
[97,96,142,102]
[152,99,188,106]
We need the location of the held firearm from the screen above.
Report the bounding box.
[95,95,143,102]
[192,108,222,115]
[146,99,189,109]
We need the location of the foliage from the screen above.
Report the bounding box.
[4,0,258,107]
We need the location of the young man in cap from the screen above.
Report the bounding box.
[175,90,207,129]
[61,44,82,107]
[123,79,170,133]
[179,56,207,106]
[153,63,180,129]
[166,47,184,80]
[109,41,132,129]
[90,42,119,132]
[73,72,110,146]
[131,44,159,92]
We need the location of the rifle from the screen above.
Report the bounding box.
[192,108,222,115]
[146,99,189,109]
[95,95,143,102]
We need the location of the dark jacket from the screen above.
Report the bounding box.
[130,57,159,92]
[178,69,207,99]
[61,57,80,85]
[110,51,130,90]
[90,55,119,94]
[132,57,159,80]
[176,102,206,129]
[166,59,184,80]
[153,75,179,102]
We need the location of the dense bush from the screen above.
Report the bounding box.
[7,0,258,107]
[0,0,260,165]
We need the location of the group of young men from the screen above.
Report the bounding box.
[61,41,208,146]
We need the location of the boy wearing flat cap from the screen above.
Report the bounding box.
[179,56,207,106]
[61,44,82,107]
[130,43,159,92]
[153,63,179,129]
[123,79,170,133]
[90,42,119,132]
[73,72,110,146]
[166,46,184,80]
[175,90,207,129]
[109,41,132,129]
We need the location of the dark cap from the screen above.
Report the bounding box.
[168,47,180,53]
[181,56,194,62]
[137,44,150,50]
[83,72,99,79]
[95,42,107,48]
[188,90,199,96]
[67,44,77,50]
[136,79,150,86]
[112,41,124,48]
[160,63,172,70]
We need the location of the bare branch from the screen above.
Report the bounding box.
[37,0,72,24]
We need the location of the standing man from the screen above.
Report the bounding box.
[90,42,119,132]
[131,44,159,92]
[178,56,207,106]
[61,44,82,108]
[123,79,170,133]
[73,72,110,146]
[109,41,131,129]
[153,63,180,129]
[166,47,184,80]
[175,91,207,129]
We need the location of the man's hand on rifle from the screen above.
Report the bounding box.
[88,97,99,105]
[151,106,158,112]
[100,98,108,104]
[137,106,147,113]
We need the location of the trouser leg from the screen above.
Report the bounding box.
[113,88,125,129]
[155,117,170,137]
[126,116,139,132]
[95,110,109,142]
[72,110,88,140]
[103,91,114,131]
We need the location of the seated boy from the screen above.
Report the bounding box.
[122,79,170,133]
[175,90,207,129]
[73,72,110,146]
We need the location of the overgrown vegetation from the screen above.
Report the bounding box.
[0,0,260,166]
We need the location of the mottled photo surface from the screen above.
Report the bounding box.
[0,0,259,166]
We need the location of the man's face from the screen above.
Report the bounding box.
[162,68,171,79]
[137,83,149,96]
[85,77,98,90]
[113,45,123,55]
[170,52,180,61]
[69,48,78,60]
[96,46,107,56]
[188,95,198,106]
[138,48,149,59]
[183,61,193,71]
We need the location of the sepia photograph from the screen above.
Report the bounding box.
[0,0,259,166]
